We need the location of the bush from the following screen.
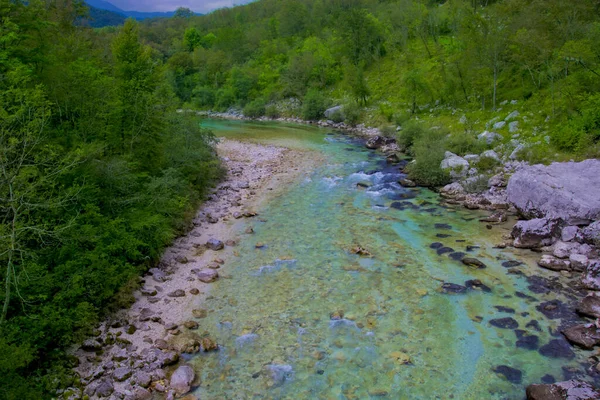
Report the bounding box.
[446,131,487,155]
[380,125,397,137]
[473,155,501,171]
[215,88,236,110]
[192,86,215,108]
[302,89,328,121]
[243,98,266,118]
[329,108,345,123]
[396,119,425,151]
[265,104,280,119]
[344,102,362,126]
[406,130,450,187]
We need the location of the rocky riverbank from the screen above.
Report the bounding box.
[65,139,323,400]
[435,158,600,398]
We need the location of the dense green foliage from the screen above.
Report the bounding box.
[0,2,221,398]
[138,0,600,160]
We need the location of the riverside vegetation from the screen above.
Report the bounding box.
[3,0,600,398]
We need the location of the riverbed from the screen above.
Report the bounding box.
[187,119,595,399]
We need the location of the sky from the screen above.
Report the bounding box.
[111,0,254,13]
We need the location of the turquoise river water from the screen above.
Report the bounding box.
[187,119,596,399]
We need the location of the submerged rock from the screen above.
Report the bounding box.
[206,238,224,251]
[507,160,600,225]
[441,283,467,294]
[194,269,219,283]
[526,379,600,400]
[539,339,575,359]
[462,257,487,269]
[489,317,519,329]
[170,365,195,395]
[493,365,522,384]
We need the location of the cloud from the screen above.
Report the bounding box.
[111,0,253,13]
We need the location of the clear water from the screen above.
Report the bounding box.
[189,120,594,399]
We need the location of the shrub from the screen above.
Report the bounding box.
[380,125,397,137]
[243,98,266,118]
[462,175,490,194]
[406,130,450,187]
[192,86,215,108]
[446,131,487,155]
[473,155,501,171]
[215,88,236,110]
[344,102,362,126]
[396,119,425,151]
[265,104,280,119]
[329,108,345,123]
[302,89,328,121]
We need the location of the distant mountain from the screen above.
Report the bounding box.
[81,5,126,27]
[83,0,194,21]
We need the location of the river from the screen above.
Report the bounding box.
[185,119,593,399]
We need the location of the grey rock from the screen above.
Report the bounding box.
[538,255,571,271]
[169,365,195,395]
[149,268,167,283]
[570,254,589,271]
[581,221,600,247]
[526,379,600,400]
[134,371,152,388]
[324,105,343,119]
[132,387,152,400]
[95,380,114,398]
[577,294,600,318]
[206,238,224,251]
[512,218,561,248]
[505,110,520,121]
[138,308,155,322]
[478,131,502,144]
[553,241,580,259]
[399,178,416,187]
[464,154,480,163]
[562,324,600,349]
[561,226,580,242]
[488,174,506,188]
[507,160,600,224]
[440,182,465,197]
[81,339,103,352]
[509,121,519,133]
[493,121,506,130]
[440,152,469,178]
[582,261,600,291]
[509,144,525,160]
[481,149,500,161]
[194,269,219,283]
[113,367,133,382]
[167,289,185,298]
[237,181,250,189]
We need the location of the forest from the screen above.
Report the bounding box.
[0,1,221,398]
[1,0,600,398]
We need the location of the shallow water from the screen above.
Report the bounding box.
[190,120,595,399]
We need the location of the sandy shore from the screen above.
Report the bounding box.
[72,139,324,400]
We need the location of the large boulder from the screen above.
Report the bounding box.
[478,131,502,144]
[511,218,561,248]
[577,294,600,318]
[581,261,600,291]
[581,221,600,247]
[170,365,195,395]
[324,105,343,119]
[507,160,600,225]
[440,152,469,178]
[526,379,600,400]
[562,324,600,349]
